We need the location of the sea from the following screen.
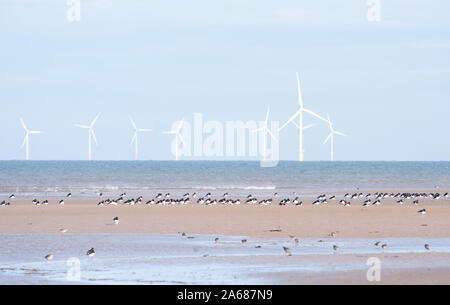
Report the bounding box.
[0,161,449,199]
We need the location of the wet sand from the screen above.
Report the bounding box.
[0,197,449,238]
[1,233,449,285]
[1,196,449,284]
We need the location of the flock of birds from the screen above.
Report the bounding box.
[3,190,448,211]
[2,190,448,262]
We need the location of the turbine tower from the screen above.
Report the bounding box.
[75,113,101,161]
[253,107,278,161]
[19,118,44,161]
[129,115,152,160]
[280,72,327,162]
[163,118,185,161]
[323,114,347,161]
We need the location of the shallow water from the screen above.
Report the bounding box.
[0,161,449,199]
[0,234,449,284]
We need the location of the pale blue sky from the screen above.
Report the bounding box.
[0,0,449,161]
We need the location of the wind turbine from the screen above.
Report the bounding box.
[19,118,44,160]
[75,113,101,161]
[253,107,278,161]
[280,72,328,162]
[163,118,185,161]
[129,115,152,160]
[323,114,348,161]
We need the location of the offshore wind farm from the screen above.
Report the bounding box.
[1,1,450,287]
[15,72,346,162]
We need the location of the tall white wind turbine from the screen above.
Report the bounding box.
[75,113,101,161]
[19,118,44,161]
[323,114,348,161]
[253,107,278,161]
[280,72,328,162]
[163,118,185,161]
[129,115,152,160]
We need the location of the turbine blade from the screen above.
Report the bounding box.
[21,134,28,148]
[91,130,99,146]
[29,131,44,134]
[178,133,185,145]
[138,129,152,132]
[265,107,270,126]
[280,110,301,131]
[303,124,315,130]
[303,108,328,123]
[130,132,137,145]
[296,72,304,108]
[266,128,278,142]
[128,115,137,130]
[334,131,348,137]
[323,133,332,144]
[90,113,101,128]
[19,118,28,132]
[75,124,90,129]
[176,118,184,132]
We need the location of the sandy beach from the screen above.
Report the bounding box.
[1,194,450,285]
[1,196,449,238]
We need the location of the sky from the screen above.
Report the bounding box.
[0,0,449,161]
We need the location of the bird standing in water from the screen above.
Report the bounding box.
[283,247,292,256]
[87,248,95,257]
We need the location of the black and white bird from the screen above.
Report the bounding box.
[283,247,292,256]
[113,217,119,225]
[9,194,15,199]
[67,193,72,198]
[86,248,95,257]
[424,244,430,251]
[45,254,54,261]
[418,209,426,215]
[59,200,65,205]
